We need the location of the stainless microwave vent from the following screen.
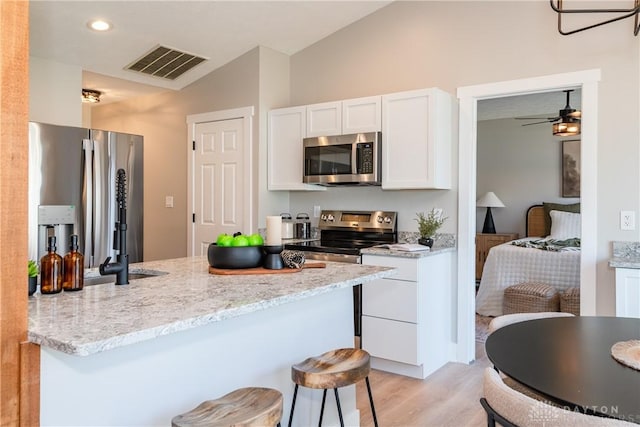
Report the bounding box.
[125,45,207,80]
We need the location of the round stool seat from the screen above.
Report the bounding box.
[172,387,283,427]
[291,348,370,390]
[288,348,378,427]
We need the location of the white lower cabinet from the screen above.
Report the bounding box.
[615,268,640,318]
[362,252,453,379]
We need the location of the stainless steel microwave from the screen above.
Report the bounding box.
[303,132,381,186]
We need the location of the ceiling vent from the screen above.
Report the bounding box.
[126,45,207,80]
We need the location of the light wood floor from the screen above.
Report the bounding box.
[356,342,490,427]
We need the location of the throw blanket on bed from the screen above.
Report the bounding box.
[511,238,581,252]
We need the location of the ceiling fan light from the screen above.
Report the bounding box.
[553,120,580,136]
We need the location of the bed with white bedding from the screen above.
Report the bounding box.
[475,204,581,317]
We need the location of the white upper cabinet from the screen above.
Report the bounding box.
[306,96,381,137]
[306,101,342,137]
[342,96,382,134]
[268,106,325,191]
[267,89,452,191]
[381,88,452,190]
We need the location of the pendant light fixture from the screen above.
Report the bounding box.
[550,0,640,36]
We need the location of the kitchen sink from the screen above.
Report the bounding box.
[83,270,168,286]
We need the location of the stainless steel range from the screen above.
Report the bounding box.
[284,210,398,264]
[284,210,397,338]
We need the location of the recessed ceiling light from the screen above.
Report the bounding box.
[87,19,112,32]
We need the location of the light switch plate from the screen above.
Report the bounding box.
[314,205,321,218]
[165,196,174,208]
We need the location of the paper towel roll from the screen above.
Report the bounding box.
[266,216,282,246]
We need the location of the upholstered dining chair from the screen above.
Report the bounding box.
[488,312,574,334]
[480,367,636,427]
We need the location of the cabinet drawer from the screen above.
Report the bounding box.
[361,255,418,282]
[362,278,417,322]
[362,316,419,365]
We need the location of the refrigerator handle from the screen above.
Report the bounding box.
[83,139,94,268]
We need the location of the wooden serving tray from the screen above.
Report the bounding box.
[209,262,326,275]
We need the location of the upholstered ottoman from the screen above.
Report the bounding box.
[503,282,560,314]
[560,287,580,316]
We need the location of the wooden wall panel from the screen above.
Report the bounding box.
[0,1,34,425]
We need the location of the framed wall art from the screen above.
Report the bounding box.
[562,139,580,198]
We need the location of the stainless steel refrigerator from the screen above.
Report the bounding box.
[28,122,143,269]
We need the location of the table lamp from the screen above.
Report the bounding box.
[477,191,505,234]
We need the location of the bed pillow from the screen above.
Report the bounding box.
[543,202,580,236]
[549,210,581,239]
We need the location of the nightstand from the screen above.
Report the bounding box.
[476,233,519,281]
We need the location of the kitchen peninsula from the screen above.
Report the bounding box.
[28,256,395,426]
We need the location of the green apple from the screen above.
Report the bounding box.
[231,235,250,247]
[216,233,233,247]
[247,233,264,246]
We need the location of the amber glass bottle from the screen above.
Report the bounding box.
[40,236,63,294]
[63,234,84,291]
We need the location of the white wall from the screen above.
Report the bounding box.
[476,117,580,237]
[29,57,82,127]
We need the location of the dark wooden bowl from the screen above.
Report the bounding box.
[207,244,264,269]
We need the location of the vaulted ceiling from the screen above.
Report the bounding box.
[30,1,392,104]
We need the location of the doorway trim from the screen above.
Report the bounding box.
[456,69,601,363]
[186,106,254,256]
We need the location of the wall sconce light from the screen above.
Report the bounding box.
[82,89,101,103]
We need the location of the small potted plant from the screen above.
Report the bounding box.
[28,260,38,296]
[415,208,447,247]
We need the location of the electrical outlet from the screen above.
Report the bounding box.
[314,205,321,218]
[165,196,174,208]
[620,211,635,230]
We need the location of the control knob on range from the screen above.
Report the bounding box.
[326,214,335,222]
[384,216,392,224]
[376,216,383,223]
[320,214,327,221]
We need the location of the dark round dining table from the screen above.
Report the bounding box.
[485,316,640,423]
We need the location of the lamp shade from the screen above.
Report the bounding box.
[476,192,505,208]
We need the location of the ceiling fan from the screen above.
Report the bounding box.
[516,89,581,136]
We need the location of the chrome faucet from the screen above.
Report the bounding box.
[99,168,129,285]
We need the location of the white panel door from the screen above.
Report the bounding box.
[193,118,244,256]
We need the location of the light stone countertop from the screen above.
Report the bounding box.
[361,245,456,259]
[28,256,395,356]
[609,241,640,269]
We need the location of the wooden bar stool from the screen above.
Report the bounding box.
[172,387,283,427]
[288,348,378,427]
